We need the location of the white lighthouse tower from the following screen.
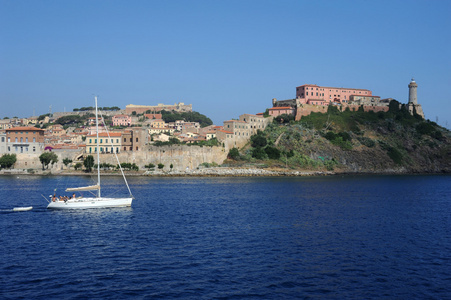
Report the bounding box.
[407,78,424,118]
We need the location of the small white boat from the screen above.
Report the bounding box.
[47,96,134,210]
[13,206,33,212]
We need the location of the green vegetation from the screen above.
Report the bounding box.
[144,163,156,170]
[228,147,240,160]
[117,163,139,171]
[55,115,83,126]
[39,152,58,170]
[83,155,95,172]
[160,110,213,127]
[0,154,17,169]
[73,106,120,111]
[62,158,72,167]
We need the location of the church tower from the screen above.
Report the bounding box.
[407,78,424,118]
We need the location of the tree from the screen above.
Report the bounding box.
[227,147,240,160]
[158,163,164,169]
[265,146,281,159]
[63,158,72,167]
[39,152,58,170]
[84,155,95,172]
[251,132,267,148]
[74,162,83,170]
[0,154,17,169]
[170,163,174,171]
[145,163,155,169]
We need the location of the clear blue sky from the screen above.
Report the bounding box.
[1,0,450,127]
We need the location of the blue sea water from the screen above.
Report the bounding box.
[0,174,450,299]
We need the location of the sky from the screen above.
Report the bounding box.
[1,0,450,127]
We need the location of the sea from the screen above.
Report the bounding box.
[0,174,450,299]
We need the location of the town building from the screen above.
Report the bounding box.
[267,107,296,118]
[112,114,132,127]
[85,132,122,154]
[3,126,45,154]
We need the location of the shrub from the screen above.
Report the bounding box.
[357,137,376,148]
[227,148,240,160]
[265,146,281,159]
[251,147,267,160]
[387,147,403,165]
[158,163,164,169]
[145,163,156,169]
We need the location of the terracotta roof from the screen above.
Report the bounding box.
[87,132,122,137]
[269,107,293,110]
[6,126,44,132]
[219,130,233,134]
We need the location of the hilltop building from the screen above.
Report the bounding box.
[271,81,428,121]
[125,103,192,115]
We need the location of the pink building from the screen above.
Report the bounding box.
[268,106,295,117]
[296,84,373,105]
[112,114,131,127]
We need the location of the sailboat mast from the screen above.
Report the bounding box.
[95,96,101,198]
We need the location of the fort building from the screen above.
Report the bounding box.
[125,103,192,115]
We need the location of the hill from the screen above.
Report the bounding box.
[228,102,451,173]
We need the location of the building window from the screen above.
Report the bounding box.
[136,138,138,142]
[116,139,119,143]
[15,137,18,142]
[105,139,108,143]
[26,137,28,142]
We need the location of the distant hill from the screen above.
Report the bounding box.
[229,102,451,173]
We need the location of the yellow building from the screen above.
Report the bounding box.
[85,132,122,154]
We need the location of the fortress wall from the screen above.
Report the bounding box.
[295,105,328,120]
[91,145,228,171]
[296,104,389,120]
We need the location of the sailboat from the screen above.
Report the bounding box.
[47,96,134,209]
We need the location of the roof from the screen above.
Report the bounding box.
[6,126,44,132]
[87,132,122,137]
[269,107,294,110]
[219,130,233,134]
[224,120,246,123]
[297,84,371,92]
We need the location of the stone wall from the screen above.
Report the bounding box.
[10,145,228,172]
[95,145,228,171]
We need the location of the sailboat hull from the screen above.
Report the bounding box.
[47,197,132,210]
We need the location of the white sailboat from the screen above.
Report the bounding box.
[47,97,134,209]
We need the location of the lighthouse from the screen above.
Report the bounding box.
[407,78,424,118]
[408,78,418,105]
